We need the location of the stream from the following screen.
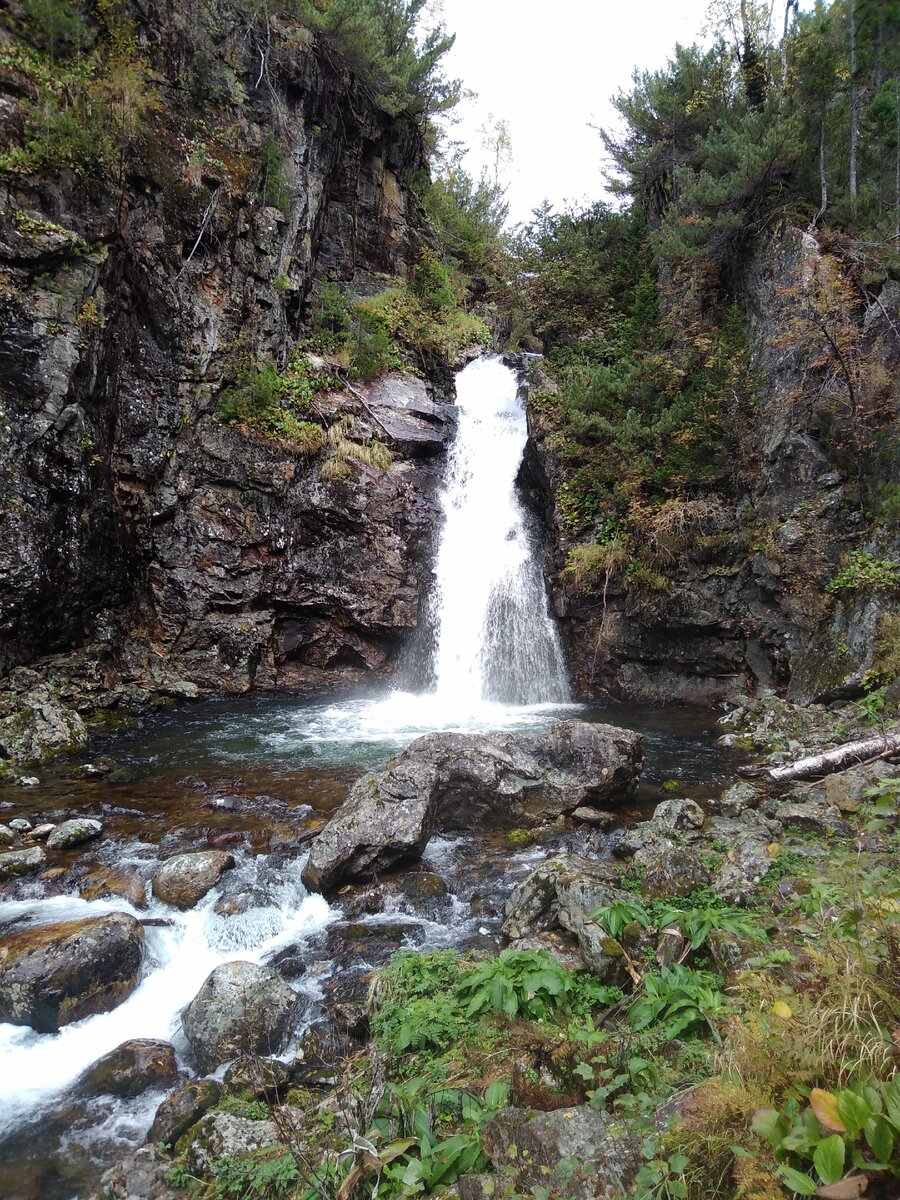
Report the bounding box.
[0,359,742,1199]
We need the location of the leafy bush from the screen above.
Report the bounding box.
[827,551,900,596]
[753,1078,900,1196]
[411,250,455,310]
[628,964,729,1041]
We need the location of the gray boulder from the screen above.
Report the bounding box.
[719,782,759,817]
[481,1105,639,1200]
[182,961,297,1072]
[0,823,13,845]
[152,850,235,909]
[653,798,705,830]
[0,845,45,878]
[78,1039,178,1098]
[642,846,711,898]
[0,685,88,764]
[303,721,643,892]
[96,1145,183,1200]
[46,818,103,850]
[0,912,144,1032]
[502,855,630,978]
[777,802,852,837]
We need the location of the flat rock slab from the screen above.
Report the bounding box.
[152,850,235,909]
[303,720,642,893]
[0,912,145,1032]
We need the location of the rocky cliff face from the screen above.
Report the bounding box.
[0,1,455,759]
[524,225,899,705]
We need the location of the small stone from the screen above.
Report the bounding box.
[571,806,616,827]
[16,776,39,787]
[30,824,56,839]
[46,818,103,850]
[0,845,45,877]
[9,819,32,833]
[719,782,758,818]
[162,680,200,700]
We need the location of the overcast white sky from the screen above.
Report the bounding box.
[435,0,715,225]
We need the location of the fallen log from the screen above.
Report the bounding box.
[738,726,900,785]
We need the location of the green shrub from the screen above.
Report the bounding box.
[411,249,455,310]
[826,551,900,595]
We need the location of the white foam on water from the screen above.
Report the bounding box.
[0,853,335,1141]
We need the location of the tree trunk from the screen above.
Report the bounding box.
[818,116,828,222]
[849,0,859,216]
[738,727,900,784]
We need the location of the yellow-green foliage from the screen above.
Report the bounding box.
[355,283,488,366]
[562,540,629,592]
[320,416,393,479]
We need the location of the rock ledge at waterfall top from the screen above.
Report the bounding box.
[301,720,642,894]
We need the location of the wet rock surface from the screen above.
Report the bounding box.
[151,850,235,909]
[0,845,45,878]
[45,818,103,850]
[77,1039,178,1098]
[0,913,145,1032]
[182,961,298,1072]
[303,720,642,892]
[148,1079,223,1146]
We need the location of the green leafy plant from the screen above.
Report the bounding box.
[456,948,617,1022]
[752,1077,900,1195]
[653,903,766,951]
[826,551,900,596]
[628,965,729,1042]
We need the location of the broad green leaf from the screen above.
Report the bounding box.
[777,1164,818,1195]
[813,1134,846,1185]
[865,1116,893,1164]
[752,1108,784,1143]
[837,1090,871,1137]
[484,1079,510,1108]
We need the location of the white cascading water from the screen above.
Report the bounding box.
[429,355,570,705]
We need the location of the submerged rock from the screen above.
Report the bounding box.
[78,1039,178,1098]
[0,912,144,1032]
[182,961,297,1072]
[303,721,642,892]
[151,850,235,909]
[46,818,104,850]
[0,845,45,878]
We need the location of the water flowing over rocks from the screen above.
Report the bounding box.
[151,850,235,909]
[302,721,642,893]
[182,961,298,1072]
[0,913,144,1032]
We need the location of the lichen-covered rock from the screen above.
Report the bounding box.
[182,961,297,1072]
[183,1112,281,1176]
[0,686,87,765]
[641,846,712,898]
[78,1039,178,1098]
[777,802,852,837]
[151,850,235,909]
[714,839,777,903]
[148,1078,223,1146]
[502,855,630,979]
[223,1055,291,1099]
[0,845,45,878]
[719,782,759,817]
[303,721,643,892]
[481,1105,639,1200]
[96,1144,183,1200]
[0,823,13,845]
[0,913,144,1032]
[46,818,103,850]
[652,798,705,830]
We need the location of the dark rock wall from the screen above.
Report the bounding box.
[0,3,445,703]
[525,225,899,705]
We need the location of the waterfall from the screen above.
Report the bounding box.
[429,356,570,705]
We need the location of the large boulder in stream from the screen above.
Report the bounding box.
[0,913,145,1032]
[77,1039,178,1098]
[302,720,642,893]
[182,961,298,1072]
